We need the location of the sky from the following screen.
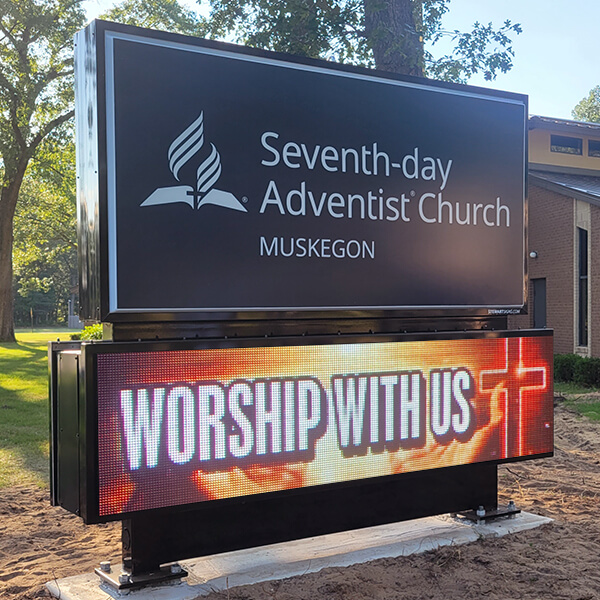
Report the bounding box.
[82,0,598,120]
[436,0,599,119]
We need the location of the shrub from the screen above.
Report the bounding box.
[554,354,581,383]
[573,357,600,388]
[79,323,103,340]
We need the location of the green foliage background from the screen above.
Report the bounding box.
[572,85,600,123]
[202,0,521,83]
[13,136,77,325]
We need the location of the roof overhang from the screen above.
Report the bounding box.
[529,169,600,208]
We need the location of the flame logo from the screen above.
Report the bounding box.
[168,112,204,181]
[197,144,222,197]
[141,112,247,212]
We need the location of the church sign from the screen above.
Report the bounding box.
[49,22,551,584]
[76,20,527,322]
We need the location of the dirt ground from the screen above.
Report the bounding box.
[1,400,599,600]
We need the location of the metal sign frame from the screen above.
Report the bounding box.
[50,328,553,526]
[76,20,528,324]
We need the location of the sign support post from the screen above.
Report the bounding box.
[101,460,500,590]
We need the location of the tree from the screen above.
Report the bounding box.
[572,85,600,124]
[102,0,207,37]
[0,0,85,341]
[13,179,77,326]
[203,0,521,82]
[13,133,77,327]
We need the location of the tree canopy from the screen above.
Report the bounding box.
[0,0,85,341]
[102,0,208,36]
[202,0,521,82]
[13,131,77,327]
[572,85,600,124]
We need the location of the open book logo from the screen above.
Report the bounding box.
[141,112,247,213]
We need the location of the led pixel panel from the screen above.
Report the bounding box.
[96,334,553,517]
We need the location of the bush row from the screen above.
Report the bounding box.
[69,323,103,341]
[555,353,600,387]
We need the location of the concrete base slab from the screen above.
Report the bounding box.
[46,511,552,600]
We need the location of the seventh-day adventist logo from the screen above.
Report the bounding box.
[141,112,247,212]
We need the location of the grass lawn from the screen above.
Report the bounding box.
[0,329,78,488]
[554,381,600,422]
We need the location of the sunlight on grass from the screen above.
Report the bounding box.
[14,329,76,344]
[0,449,47,488]
[0,364,48,399]
[0,329,73,489]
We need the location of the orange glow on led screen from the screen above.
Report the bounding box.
[97,335,553,516]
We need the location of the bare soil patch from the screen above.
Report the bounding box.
[1,402,599,600]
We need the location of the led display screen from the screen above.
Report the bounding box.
[96,333,552,518]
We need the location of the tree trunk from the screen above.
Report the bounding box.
[364,0,424,76]
[0,167,27,342]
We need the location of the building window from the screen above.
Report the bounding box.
[551,135,582,155]
[589,139,600,158]
[532,278,546,329]
[578,227,588,347]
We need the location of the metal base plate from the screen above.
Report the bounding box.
[456,504,521,524]
[95,564,187,591]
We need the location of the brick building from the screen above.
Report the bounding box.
[509,116,600,356]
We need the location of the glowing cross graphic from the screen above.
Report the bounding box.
[479,338,547,458]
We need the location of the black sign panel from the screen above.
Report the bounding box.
[77,21,527,320]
